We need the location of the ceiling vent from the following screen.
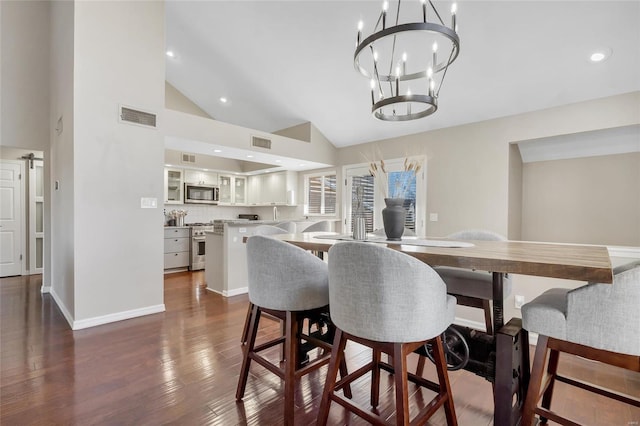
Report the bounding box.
[181,153,196,164]
[119,105,157,128]
[251,136,272,150]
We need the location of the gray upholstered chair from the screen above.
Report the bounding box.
[236,236,350,425]
[274,221,296,233]
[239,225,289,345]
[302,220,331,232]
[372,227,417,237]
[253,224,289,236]
[435,229,511,334]
[521,265,640,425]
[317,242,458,426]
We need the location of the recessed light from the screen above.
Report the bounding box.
[166,50,175,58]
[589,48,611,63]
[213,149,222,153]
[299,164,306,167]
[275,160,282,163]
[219,97,228,103]
[247,155,254,158]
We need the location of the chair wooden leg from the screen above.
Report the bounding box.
[317,329,347,426]
[522,335,550,426]
[482,299,493,335]
[236,304,260,400]
[431,335,458,426]
[283,311,300,426]
[339,358,353,399]
[240,302,254,345]
[371,348,382,407]
[539,348,559,423]
[392,343,410,426]
[415,354,426,377]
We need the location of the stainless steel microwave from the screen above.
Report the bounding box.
[184,183,219,204]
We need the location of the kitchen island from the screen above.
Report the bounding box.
[204,220,332,296]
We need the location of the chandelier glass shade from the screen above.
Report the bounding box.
[354,0,460,121]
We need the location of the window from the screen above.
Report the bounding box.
[343,157,425,235]
[305,172,337,215]
[387,171,417,230]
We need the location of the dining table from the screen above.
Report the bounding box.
[265,232,620,426]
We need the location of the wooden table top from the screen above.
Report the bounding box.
[268,232,614,284]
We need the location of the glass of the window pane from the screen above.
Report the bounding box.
[388,171,416,231]
[36,164,44,197]
[351,175,374,232]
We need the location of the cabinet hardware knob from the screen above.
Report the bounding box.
[175,253,178,256]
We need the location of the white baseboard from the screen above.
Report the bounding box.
[224,287,248,297]
[49,287,74,329]
[41,285,51,294]
[206,286,248,297]
[71,304,165,330]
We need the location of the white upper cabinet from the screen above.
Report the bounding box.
[184,170,218,186]
[248,171,297,205]
[218,174,247,205]
[164,168,184,204]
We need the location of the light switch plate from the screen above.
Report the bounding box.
[140,197,157,209]
[429,213,438,222]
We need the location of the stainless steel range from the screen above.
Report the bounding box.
[188,223,214,271]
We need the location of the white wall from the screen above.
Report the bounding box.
[164,109,337,167]
[1,0,53,292]
[71,1,165,324]
[522,152,640,246]
[0,0,50,151]
[49,0,75,314]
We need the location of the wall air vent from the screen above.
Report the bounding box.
[181,153,196,164]
[251,136,272,149]
[119,105,157,128]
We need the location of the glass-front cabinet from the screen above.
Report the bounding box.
[218,174,246,205]
[164,168,184,204]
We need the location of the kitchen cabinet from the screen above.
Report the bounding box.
[164,227,190,271]
[164,168,184,204]
[248,171,297,205]
[184,170,218,186]
[218,174,247,205]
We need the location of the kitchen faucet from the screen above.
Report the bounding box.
[273,206,278,221]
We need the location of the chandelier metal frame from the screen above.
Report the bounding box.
[353,0,461,122]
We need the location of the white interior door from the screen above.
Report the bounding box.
[0,161,24,277]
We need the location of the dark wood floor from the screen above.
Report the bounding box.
[1,272,639,425]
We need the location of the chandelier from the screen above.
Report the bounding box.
[354,0,460,121]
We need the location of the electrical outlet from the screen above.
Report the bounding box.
[429,213,438,222]
[514,295,525,309]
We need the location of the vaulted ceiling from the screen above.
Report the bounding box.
[165,1,640,148]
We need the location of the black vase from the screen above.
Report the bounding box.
[382,198,406,241]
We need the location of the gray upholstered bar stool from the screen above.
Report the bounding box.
[521,265,640,425]
[236,235,350,425]
[239,225,288,345]
[416,229,510,375]
[317,242,458,426]
[274,221,296,233]
[302,220,331,232]
[435,229,511,335]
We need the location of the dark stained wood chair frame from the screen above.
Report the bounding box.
[236,304,351,426]
[317,328,458,426]
[522,334,640,426]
